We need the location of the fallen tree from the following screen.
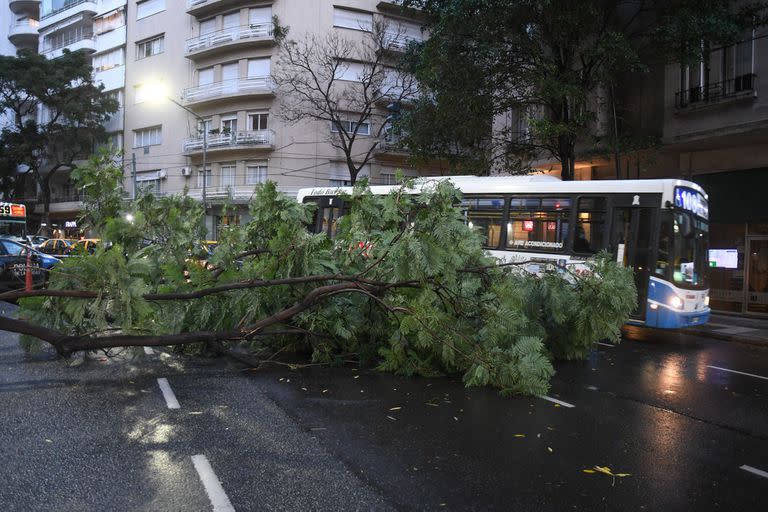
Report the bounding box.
[0,159,636,395]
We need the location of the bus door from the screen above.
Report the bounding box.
[609,195,658,319]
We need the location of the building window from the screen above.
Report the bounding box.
[333,7,372,32]
[335,61,365,82]
[94,8,125,35]
[93,48,124,71]
[136,170,163,195]
[246,163,268,185]
[198,67,214,86]
[248,113,268,131]
[199,18,216,35]
[722,31,755,92]
[247,58,270,78]
[222,62,239,81]
[134,126,162,148]
[136,35,164,60]
[331,119,371,136]
[220,116,237,134]
[137,0,165,20]
[220,164,236,188]
[249,6,271,25]
[222,11,240,29]
[197,168,212,188]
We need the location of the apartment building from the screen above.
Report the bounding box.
[33,0,127,236]
[123,0,430,238]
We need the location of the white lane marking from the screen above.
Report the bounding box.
[715,326,757,335]
[596,342,614,348]
[144,346,155,355]
[539,395,575,408]
[740,465,768,479]
[707,365,768,382]
[157,378,180,409]
[191,455,236,512]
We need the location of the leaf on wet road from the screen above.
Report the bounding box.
[513,434,526,438]
[389,406,402,411]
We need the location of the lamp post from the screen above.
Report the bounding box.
[145,82,209,237]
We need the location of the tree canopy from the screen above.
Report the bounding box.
[0,49,118,225]
[400,0,766,179]
[0,157,636,396]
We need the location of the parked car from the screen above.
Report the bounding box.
[0,239,58,292]
[38,238,75,257]
[28,235,49,248]
[70,238,101,255]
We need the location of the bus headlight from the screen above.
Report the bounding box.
[704,295,710,306]
[669,296,683,309]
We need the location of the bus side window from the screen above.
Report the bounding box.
[656,214,672,278]
[575,197,606,253]
[461,197,504,249]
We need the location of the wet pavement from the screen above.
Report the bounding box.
[1,306,767,511]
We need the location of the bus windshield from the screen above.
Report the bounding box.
[661,211,708,288]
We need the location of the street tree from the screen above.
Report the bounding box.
[0,167,635,396]
[272,20,419,184]
[0,49,118,228]
[400,0,766,179]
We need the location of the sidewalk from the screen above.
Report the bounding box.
[683,313,768,346]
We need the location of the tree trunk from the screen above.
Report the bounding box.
[558,134,575,181]
[40,174,52,236]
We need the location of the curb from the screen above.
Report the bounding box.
[679,328,768,348]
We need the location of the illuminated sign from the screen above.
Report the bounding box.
[709,249,738,269]
[523,220,534,232]
[0,203,26,218]
[674,187,708,219]
[65,221,77,228]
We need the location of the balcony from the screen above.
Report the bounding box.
[377,132,409,154]
[9,0,40,15]
[181,77,275,106]
[41,31,96,57]
[182,129,275,154]
[186,23,274,59]
[383,31,422,53]
[8,18,39,46]
[186,0,253,18]
[39,0,97,28]
[675,74,757,110]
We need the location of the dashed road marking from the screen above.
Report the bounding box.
[157,378,180,409]
[539,395,575,408]
[740,465,768,479]
[191,455,236,512]
[144,347,155,355]
[707,365,768,382]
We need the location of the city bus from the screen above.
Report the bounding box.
[297,175,710,329]
[0,202,27,240]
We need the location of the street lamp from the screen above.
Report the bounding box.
[144,81,209,237]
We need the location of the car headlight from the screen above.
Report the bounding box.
[704,295,710,306]
[669,296,683,309]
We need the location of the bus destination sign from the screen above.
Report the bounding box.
[674,187,708,220]
[0,203,26,218]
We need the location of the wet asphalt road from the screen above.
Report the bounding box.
[1,305,767,511]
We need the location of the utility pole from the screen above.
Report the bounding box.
[131,153,137,199]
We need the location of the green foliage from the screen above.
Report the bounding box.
[400,0,764,179]
[19,181,636,396]
[71,148,124,232]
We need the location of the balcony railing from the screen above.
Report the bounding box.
[383,32,421,52]
[675,74,757,109]
[379,132,409,153]
[186,23,273,54]
[41,0,94,20]
[41,30,94,54]
[50,190,85,203]
[182,77,275,104]
[182,129,275,152]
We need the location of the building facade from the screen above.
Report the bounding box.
[123,0,430,238]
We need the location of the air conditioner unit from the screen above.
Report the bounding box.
[181,167,192,177]
[158,169,168,179]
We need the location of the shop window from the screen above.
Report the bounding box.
[461,197,504,249]
[507,197,571,251]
